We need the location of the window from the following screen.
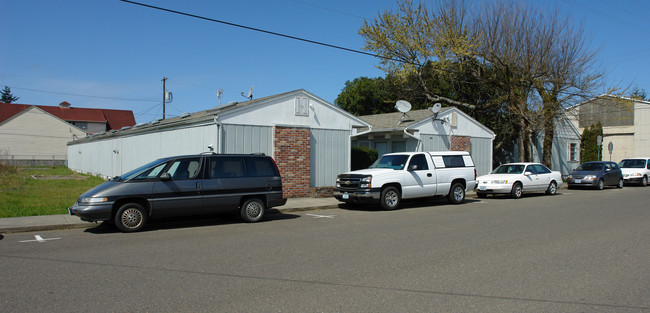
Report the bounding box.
[72,121,88,130]
[295,97,309,116]
[244,157,279,177]
[209,157,245,178]
[167,158,201,180]
[408,154,429,170]
[442,155,465,168]
[569,143,578,162]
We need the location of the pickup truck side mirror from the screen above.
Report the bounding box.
[408,164,419,171]
[160,172,172,181]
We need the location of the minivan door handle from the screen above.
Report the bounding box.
[196,182,201,192]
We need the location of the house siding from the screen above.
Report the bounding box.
[310,128,351,188]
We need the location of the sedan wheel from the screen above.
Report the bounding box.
[642,176,648,187]
[510,182,523,199]
[546,181,557,195]
[596,179,604,190]
[617,178,624,188]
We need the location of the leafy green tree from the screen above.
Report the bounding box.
[580,122,603,163]
[335,77,394,116]
[351,146,378,170]
[1,86,19,103]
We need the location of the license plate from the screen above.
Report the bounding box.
[342,193,349,199]
[574,179,581,183]
[479,186,486,191]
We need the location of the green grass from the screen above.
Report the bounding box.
[0,166,106,218]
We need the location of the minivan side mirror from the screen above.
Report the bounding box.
[160,172,172,181]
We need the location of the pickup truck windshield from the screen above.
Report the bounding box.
[371,155,409,170]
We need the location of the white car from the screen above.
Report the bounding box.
[618,158,650,186]
[476,163,563,199]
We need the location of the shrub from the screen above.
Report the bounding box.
[351,146,378,170]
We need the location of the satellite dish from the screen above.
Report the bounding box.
[241,86,254,100]
[165,91,173,103]
[395,100,412,113]
[430,102,442,114]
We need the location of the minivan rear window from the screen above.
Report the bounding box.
[245,157,279,177]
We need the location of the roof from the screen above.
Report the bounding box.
[359,108,449,131]
[0,102,136,130]
[69,89,370,145]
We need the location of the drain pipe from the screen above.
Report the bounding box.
[403,125,422,152]
[213,115,222,154]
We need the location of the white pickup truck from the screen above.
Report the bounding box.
[333,151,477,209]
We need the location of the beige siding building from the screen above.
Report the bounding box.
[0,106,86,162]
[567,95,650,162]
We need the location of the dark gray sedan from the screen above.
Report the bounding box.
[567,161,623,190]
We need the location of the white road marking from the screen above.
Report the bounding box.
[19,235,61,243]
[306,213,335,219]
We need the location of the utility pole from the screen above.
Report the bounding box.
[162,77,167,120]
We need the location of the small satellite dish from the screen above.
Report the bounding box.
[430,102,442,114]
[241,86,254,100]
[395,100,412,113]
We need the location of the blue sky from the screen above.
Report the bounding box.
[2,0,649,124]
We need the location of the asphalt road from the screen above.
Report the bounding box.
[1,186,649,312]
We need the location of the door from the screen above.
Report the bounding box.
[523,164,542,191]
[203,156,249,214]
[151,157,204,217]
[533,164,553,190]
[402,154,437,198]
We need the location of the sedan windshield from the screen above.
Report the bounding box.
[619,159,645,168]
[492,164,525,174]
[575,163,604,171]
[370,155,409,170]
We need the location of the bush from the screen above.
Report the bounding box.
[351,146,378,170]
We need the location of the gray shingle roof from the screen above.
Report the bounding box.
[359,108,450,131]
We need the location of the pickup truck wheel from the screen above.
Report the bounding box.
[380,187,400,210]
[114,203,147,233]
[448,183,466,204]
[241,198,265,223]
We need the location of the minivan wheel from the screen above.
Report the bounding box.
[380,186,400,210]
[448,183,466,204]
[114,203,147,233]
[641,176,648,187]
[241,198,265,223]
[510,182,523,199]
[596,179,604,190]
[546,181,557,195]
[617,178,624,188]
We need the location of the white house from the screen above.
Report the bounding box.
[67,89,370,198]
[352,107,495,176]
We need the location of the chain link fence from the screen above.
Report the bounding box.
[0,155,68,167]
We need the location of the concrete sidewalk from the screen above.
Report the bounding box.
[0,197,342,234]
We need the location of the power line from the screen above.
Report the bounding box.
[119,0,384,60]
[5,85,159,102]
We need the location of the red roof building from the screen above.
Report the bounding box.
[0,101,135,134]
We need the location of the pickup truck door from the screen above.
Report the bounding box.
[402,154,437,198]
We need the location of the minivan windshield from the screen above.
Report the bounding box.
[116,158,172,181]
[619,159,645,168]
[369,154,409,170]
[575,162,604,171]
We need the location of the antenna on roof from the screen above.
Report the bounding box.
[240,86,253,100]
[395,100,413,125]
[216,89,223,105]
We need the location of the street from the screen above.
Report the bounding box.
[1,186,649,312]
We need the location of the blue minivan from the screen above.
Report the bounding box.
[69,153,286,232]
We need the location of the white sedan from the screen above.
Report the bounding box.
[476,163,563,199]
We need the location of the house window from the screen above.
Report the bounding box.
[569,143,578,161]
[294,97,309,116]
[72,121,88,130]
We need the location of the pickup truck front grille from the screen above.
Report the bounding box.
[337,175,363,190]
